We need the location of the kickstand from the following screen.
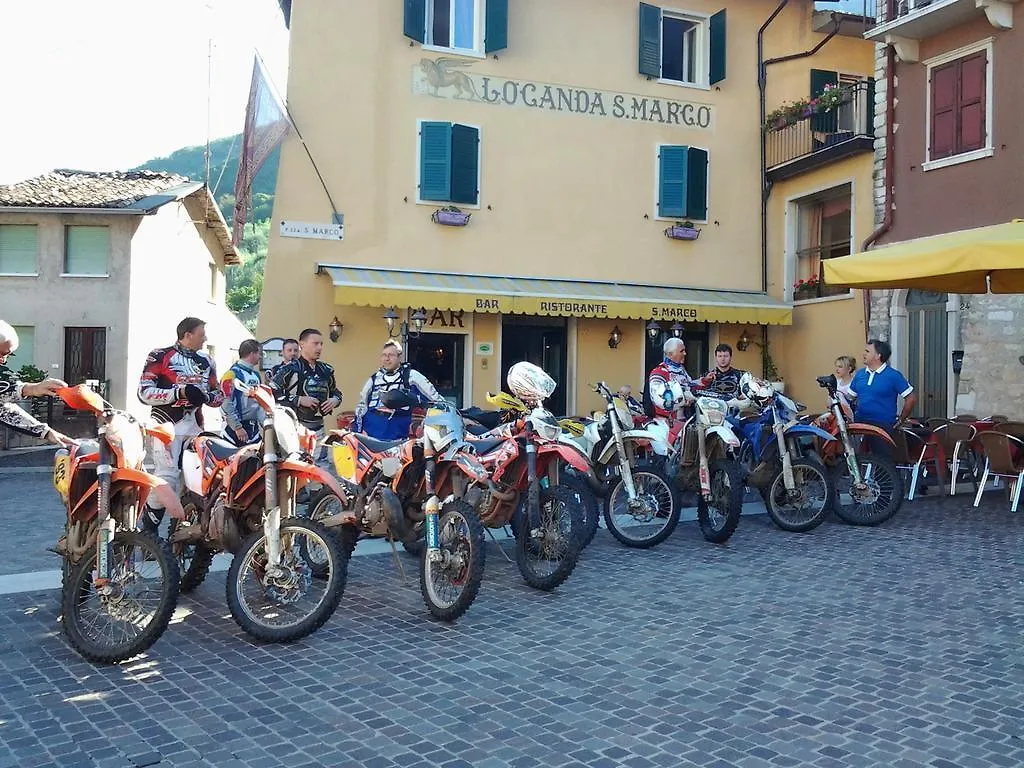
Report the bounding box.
[488,526,513,562]
[388,537,407,582]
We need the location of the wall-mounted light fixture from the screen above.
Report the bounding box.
[383,307,399,338]
[669,322,684,339]
[328,315,343,343]
[608,325,623,349]
[736,328,751,352]
[646,319,661,346]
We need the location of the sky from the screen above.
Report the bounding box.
[0,0,289,184]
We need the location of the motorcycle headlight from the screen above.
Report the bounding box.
[107,412,146,468]
[696,397,727,427]
[273,407,302,456]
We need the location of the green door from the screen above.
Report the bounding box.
[906,290,948,420]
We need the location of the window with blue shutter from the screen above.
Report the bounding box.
[638,4,727,88]
[638,3,662,78]
[64,226,110,276]
[811,69,839,133]
[709,10,726,85]
[406,0,504,54]
[0,224,38,274]
[658,145,709,221]
[484,0,508,53]
[404,0,427,43]
[419,121,480,205]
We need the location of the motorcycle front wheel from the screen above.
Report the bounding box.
[420,499,486,621]
[62,530,180,664]
[561,470,600,549]
[226,518,347,642]
[603,462,680,549]
[696,460,745,544]
[831,453,903,526]
[765,458,833,533]
[516,485,583,591]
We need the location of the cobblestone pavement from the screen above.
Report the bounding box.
[0,468,67,575]
[0,494,1021,768]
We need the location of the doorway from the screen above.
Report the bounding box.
[905,290,948,419]
[644,323,710,381]
[64,327,107,391]
[407,332,466,407]
[500,316,567,416]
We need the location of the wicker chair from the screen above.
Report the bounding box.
[892,426,945,500]
[990,415,1009,423]
[930,422,978,496]
[973,431,1024,512]
[954,414,979,422]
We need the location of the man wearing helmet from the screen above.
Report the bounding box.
[356,340,443,440]
[645,337,698,418]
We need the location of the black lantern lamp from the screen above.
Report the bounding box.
[328,316,343,342]
[608,325,623,349]
[383,307,399,337]
[736,328,751,352]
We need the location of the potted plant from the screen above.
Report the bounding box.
[431,205,471,227]
[664,220,701,241]
[754,340,784,393]
[764,82,845,132]
[793,275,821,300]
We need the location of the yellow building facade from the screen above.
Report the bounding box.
[260,0,876,417]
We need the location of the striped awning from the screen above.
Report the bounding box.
[316,264,793,325]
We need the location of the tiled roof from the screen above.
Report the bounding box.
[0,169,192,209]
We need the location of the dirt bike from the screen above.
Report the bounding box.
[559,382,678,549]
[307,391,487,622]
[173,382,348,642]
[645,391,746,544]
[463,393,598,591]
[729,385,836,533]
[50,384,182,663]
[811,374,904,526]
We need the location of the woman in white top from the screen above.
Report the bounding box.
[834,355,857,417]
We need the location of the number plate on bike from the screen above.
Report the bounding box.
[52,452,71,500]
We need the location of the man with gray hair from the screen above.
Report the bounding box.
[645,337,697,419]
[0,320,75,446]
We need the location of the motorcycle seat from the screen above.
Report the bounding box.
[353,433,407,453]
[465,423,490,436]
[204,436,244,461]
[460,407,504,430]
[469,437,506,455]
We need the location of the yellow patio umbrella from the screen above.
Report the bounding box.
[824,219,1024,294]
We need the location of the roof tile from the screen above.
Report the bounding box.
[0,169,191,209]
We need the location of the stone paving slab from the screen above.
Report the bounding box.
[0,495,1022,767]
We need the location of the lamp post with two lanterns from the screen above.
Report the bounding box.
[382,307,429,361]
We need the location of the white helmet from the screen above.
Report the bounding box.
[739,371,775,407]
[507,361,556,404]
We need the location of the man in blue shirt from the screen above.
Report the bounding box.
[848,338,918,457]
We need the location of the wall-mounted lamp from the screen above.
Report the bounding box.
[646,319,661,343]
[383,307,399,338]
[736,328,751,352]
[669,322,684,339]
[608,325,623,349]
[328,316,343,343]
[410,307,428,335]
[951,349,965,375]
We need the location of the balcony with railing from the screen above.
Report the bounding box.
[866,0,1019,43]
[765,80,875,182]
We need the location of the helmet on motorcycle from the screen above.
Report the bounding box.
[739,371,775,407]
[507,362,556,405]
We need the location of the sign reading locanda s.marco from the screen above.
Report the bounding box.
[413,58,714,130]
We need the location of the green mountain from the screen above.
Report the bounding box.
[135,135,280,324]
[133,134,279,226]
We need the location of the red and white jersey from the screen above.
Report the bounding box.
[138,343,223,423]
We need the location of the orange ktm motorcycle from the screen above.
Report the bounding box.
[51,384,183,664]
[173,383,349,642]
[307,392,487,622]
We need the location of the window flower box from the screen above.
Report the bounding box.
[664,221,701,241]
[431,206,471,227]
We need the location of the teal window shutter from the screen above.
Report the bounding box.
[658,145,688,218]
[709,10,726,85]
[484,0,508,53]
[811,68,839,132]
[420,121,453,201]
[0,224,38,274]
[64,226,110,275]
[685,148,708,221]
[449,124,479,205]
[638,3,661,78]
[11,326,34,366]
[404,0,426,43]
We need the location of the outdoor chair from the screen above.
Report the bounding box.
[990,415,1009,423]
[973,431,1024,512]
[892,426,945,500]
[930,421,978,496]
[993,421,1024,440]
[954,414,979,422]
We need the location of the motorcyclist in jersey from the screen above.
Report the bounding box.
[137,317,224,535]
[698,343,746,401]
[220,339,264,446]
[0,320,75,447]
[356,339,444,440]
[647,337,699,418]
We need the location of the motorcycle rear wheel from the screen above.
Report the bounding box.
[765,458,833,533]
[62,530,180,664]
[696,460,745,544]
[169,497,215,593]
[226,518,347,642]
[831,453,903,526]
[515,485,583,591]
[420,499,486,622]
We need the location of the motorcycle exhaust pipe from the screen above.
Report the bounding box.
[487,479,517,502]
[382,487,417,544]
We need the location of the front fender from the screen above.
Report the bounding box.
[280,458,351,504]
[783,423,836,442]
[707,424,740,448]
[538,441,592,474]
[595,429,669,465]
[450,450,490,483]
[848,422,897,446]
[111,468,185,520]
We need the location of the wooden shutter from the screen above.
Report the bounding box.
[709,9,727,85]
[866,77,876,137]
[449,124,479,205]
[685,148,709,221]
[958,52,986,153]
[658,145,688,219]
[930,61,957,159]
[810,68,838,133]
[638,3,662,78]
[64,226,110,275]
[0,224,38,274]
[419,122,453,202]
[403,0,426,43]
[484,0,508,53]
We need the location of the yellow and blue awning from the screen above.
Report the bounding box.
[316,264,793,325]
